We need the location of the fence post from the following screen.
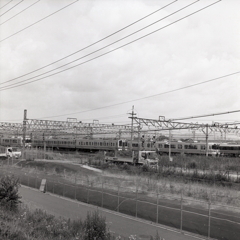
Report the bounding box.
[135,185,138,218]
[208,196,211,239]
[101,179,104,208]
[117,185,120,212]
[87,183,89,204]
[180,188,183,232]
[156,186,159,224]
[19,175,22,185]
[74,175,77,200]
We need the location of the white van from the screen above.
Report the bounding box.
[0,146,13,159]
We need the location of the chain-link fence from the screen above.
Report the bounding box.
[0,163,239,240]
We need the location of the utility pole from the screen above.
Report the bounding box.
[206,124,209,157]
[169,130,172,161]
[129,106,136,151]
[22,109,27,160]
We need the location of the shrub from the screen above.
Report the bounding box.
[142,164,149,172]
[122,163,130,171]
[83,211,111,240]
[0,175,21,211]
[187,161,197,169]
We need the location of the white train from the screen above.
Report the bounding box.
[130,140,220,156]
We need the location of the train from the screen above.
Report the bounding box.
[29,137,222,157]
[218,143,240,157]
[0,136,239,157]
[0,137,23,147]
[31,138,127,152]
[129,140,220,156]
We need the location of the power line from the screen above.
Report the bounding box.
[0,0,41,26]
[0,0,23,17]
[21,70,239,120]
[0,0,79,42]
[0,0,220,91]
[0,0,13,10]
[171,110,240,121]
[0,0,178,85]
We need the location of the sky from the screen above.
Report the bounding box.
[0,0,240,139]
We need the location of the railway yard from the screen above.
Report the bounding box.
[1,111,240,239]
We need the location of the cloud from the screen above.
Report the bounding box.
[0,0,240,126]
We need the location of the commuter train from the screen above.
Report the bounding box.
[31,138,127,152]
[218,143,240,157]
[30,137,219,156]
[1,135,239,157]
[129,140,220,156]
[0,137,22,147]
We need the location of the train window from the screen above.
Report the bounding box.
[13,140,17,143]
[164,144,169,148]
[147,143,150,147]
[171,144,176,148]
[185,145,196,149]
[100,142,102,146]
[201,145,205,150]
[212,144,219,149]
[178,145,182,149]
[158,144,163,148]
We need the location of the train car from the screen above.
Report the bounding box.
[129,140,219,156]
[0,137,22,147]
[31,138,126,152]
[218,144,240,157]
[32,138,76,150]
[156,141,219,156]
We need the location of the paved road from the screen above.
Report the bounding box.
[19,186,209,240]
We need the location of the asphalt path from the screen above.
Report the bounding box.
[19,186,209,240]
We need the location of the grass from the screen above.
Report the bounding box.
[0,199,165,240]
[0,204,116,240]
[1,151,240,239]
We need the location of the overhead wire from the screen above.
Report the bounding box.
[0,0,13,10]
[0,0,221,91]
[0,0,178,85]
[171,110,240,121]
[0,0,23,17]
[27,70,240,120]
[0,0,41,26]
[0,0,79,42]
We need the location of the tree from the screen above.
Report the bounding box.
[0,175,21,211]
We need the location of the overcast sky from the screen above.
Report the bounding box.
[0,0,240,130]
